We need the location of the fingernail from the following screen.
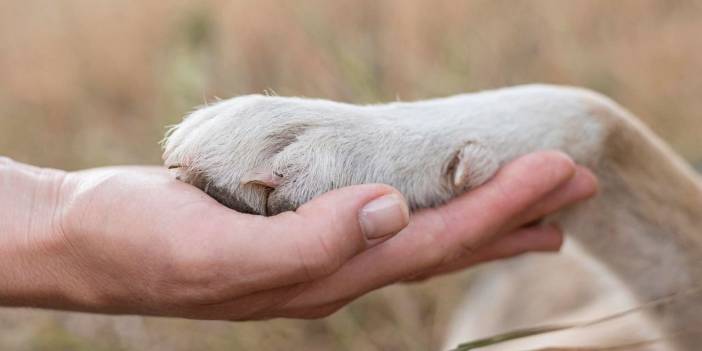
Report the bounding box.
[359,193,410,240]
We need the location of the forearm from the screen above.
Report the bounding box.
[0,157,80,309]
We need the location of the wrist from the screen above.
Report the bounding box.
[0,158,84,309]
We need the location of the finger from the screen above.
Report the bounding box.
[276,151,578,309]
[509,166,598,228]
[404,224,563,281]
[208,184,408,291]
[437,150,576,239]
[274,184,410,280]
[278,225,562,315]
[277,225,563,317]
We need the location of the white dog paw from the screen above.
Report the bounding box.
[162,95,500,215]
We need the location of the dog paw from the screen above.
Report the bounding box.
[162,95,499,215]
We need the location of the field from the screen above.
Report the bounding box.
[1,1,701,350]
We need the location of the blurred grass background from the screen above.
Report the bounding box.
[1,0,701,350]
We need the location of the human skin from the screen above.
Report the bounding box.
[0,151,596,320]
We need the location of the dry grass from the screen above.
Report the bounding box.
[1,1,701,350]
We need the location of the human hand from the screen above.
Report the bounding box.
[0,151,596,319]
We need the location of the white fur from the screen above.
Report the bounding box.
[163,85,604,214]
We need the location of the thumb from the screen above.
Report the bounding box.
[273,184,410,280]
